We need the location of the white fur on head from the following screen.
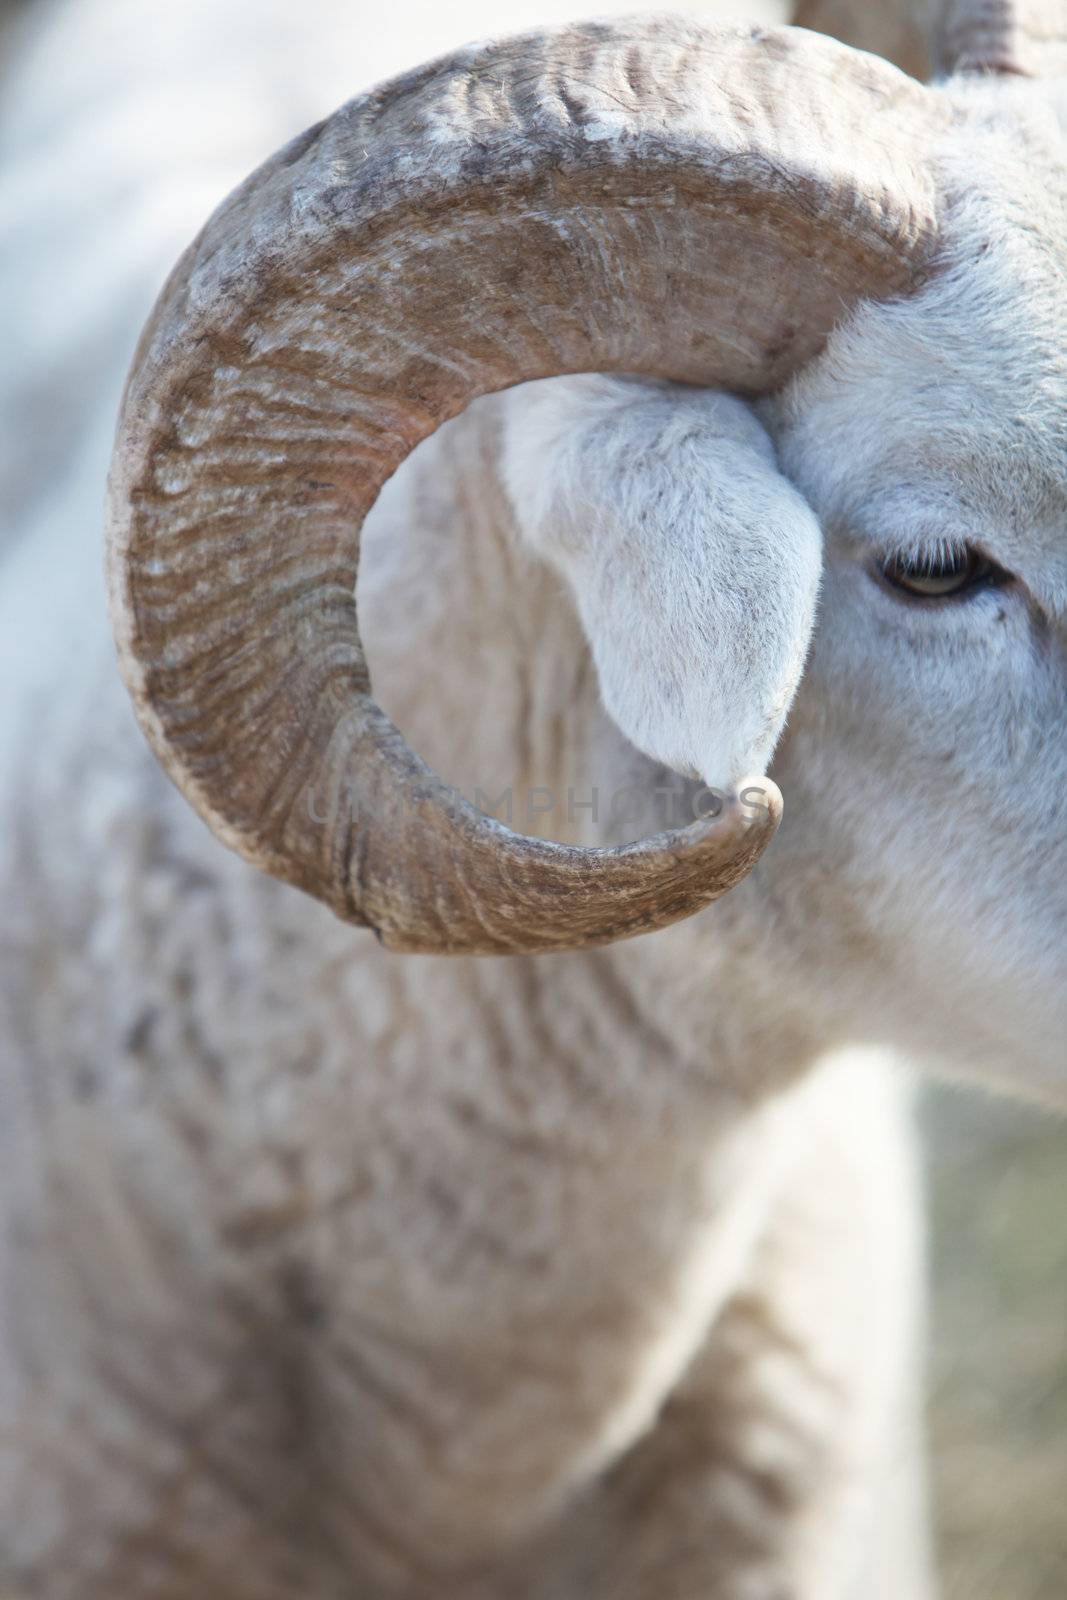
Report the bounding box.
[762,79,1067,1095]
[776,80,1067,617]
[503,376,823,791]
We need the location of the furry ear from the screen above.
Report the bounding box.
[502,376,823,791]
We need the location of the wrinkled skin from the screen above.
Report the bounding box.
[1,3,1065,1598]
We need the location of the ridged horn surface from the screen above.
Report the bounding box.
[108,17,942,955]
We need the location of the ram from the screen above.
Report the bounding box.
[1,0,1064,1596]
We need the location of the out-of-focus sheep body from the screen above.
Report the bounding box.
[2,2,1066,1597]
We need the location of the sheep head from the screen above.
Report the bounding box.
[107,6,1065,970]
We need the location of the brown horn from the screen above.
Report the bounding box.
[107,17,942,956]
[937,0,1067,73]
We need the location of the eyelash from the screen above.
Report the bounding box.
[877,540,1012,602]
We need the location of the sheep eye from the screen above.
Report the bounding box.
[880,544,1005,600]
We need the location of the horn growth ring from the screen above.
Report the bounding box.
[108,17,941,954]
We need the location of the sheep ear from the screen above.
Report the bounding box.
[502,378,822,792]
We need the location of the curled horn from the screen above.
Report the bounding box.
[108,17,941,955]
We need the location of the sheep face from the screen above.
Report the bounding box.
[107,11,1066,1086]
[768,83,1067,1097]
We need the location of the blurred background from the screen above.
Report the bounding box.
[1,0,1063,1594]
[923,1085,1066,1596]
